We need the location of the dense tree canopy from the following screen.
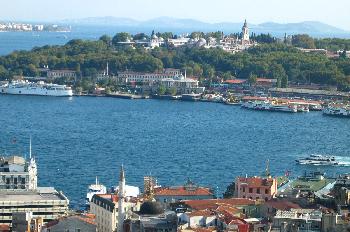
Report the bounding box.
[0,33,349,90]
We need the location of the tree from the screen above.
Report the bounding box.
[222,71,232,80]
[190,32,205,39]
[292,34,316,49]
[223,181,235,198]
[248,73,257,85]
[112,32,131,46]
[0,65,8,80]
[158,85,166,95]
[99,35,112,47]
[167,87,177,96]
[133,33,149,41]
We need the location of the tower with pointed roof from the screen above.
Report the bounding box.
[117,165,125,232]
[28,136,37,190]
[241,19,250,44]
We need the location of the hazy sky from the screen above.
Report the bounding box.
[1,0,349,30]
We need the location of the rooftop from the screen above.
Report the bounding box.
[183,198,256,210]
[264,199,301,211]
[237,177,276,188]
[154,186,213,197]
[0,187,68,203]
[224,79,246,84]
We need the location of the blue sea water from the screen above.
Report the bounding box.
[0,95,350,208]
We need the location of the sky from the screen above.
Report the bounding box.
[1,0,349,30]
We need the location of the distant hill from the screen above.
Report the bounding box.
[62,17,350,38]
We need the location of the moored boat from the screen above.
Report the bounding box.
[0,80,73,97]
[181,93,202,101]
[296,154,339,166]
[85,177,107,207]
[323,105,350,118]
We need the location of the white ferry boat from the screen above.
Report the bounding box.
[323,105,350,118]
[296,154,339,166]
[0,80,73,97]
[85,177,107,206]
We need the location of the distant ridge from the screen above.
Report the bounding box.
[62,16,350,37]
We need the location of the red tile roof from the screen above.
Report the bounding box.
[96,194,119,202]
[154,186,213,197]
[224,79,246,84]
[264,200,301,211]
[0,225,10,231]
[183,198,255,210]
[193,227,217,232]
[237,177,275,188]
[187,209,216,217]
[216,205,240,216]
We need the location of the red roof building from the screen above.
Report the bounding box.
[154,180,215,203]
[235,176,278,201]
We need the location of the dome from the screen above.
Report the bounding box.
[152,34,158,39]
[139,201,165,215]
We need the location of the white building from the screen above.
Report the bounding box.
[90,166,141,232]
[0,140,37,190]
[117,69,181,84]
[160,76,205,94]
[47,70,77,79]
[0,139,69,227]
[167,37,191,47]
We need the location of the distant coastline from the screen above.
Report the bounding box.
[0,22,71,32]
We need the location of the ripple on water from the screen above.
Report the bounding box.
[0,95,350,207]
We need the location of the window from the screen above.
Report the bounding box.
[265,189,269,194]
[249,188,253,193]
[75,229,81,232]
[242,187,245,192]
[256,188,260,194]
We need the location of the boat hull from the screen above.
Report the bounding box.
[1,87,73,97]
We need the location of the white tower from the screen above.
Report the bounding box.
[28,137,37,190]
[242,19,250,43]
[117,165,125,232]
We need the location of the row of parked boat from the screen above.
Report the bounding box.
[200,94,350,117]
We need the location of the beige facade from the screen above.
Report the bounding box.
[47,70,77,79]
[90,194,140,232]
[117,69,181,84]
[235,176,278,201]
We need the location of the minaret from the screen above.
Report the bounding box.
[28,136,37,190]
[118,165,125,232]
[242,19,250,44]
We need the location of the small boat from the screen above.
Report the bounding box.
[181,93,202,101]
[323,105,350,118]
[296,154,339,166]
[106,92,143,99]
